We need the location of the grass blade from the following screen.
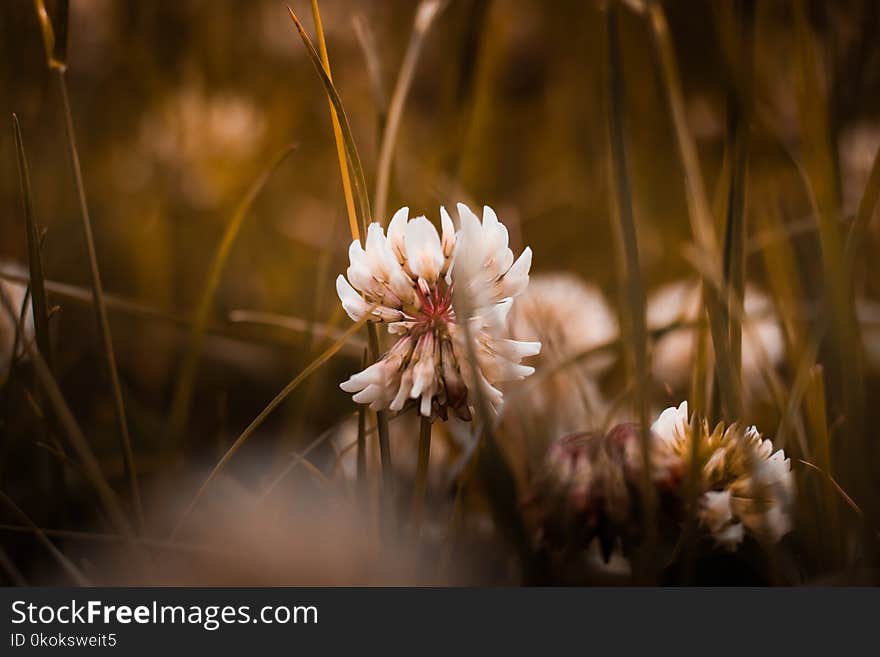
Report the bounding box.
[0,285,134,541]
[604,2,655,579]
[288,6,372,233]
[645,0,741,419]
[792,0,869,521]
[352,13,389,134]
[718,0,755,401]
[288,5,395,506]
[166,143,296,443]
[12,115,53,370]
[310,0,360,243]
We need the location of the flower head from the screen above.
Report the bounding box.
[505,273,618,434]
[533,426,639,561]
[336,204,540,420]
[646,402,796,550]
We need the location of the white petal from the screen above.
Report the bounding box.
[496,246,532,298]
[390,369,414,411]
[440,206,456,260]
[700,490,733,532]
[456,202,481,234]
[651,401,689,444]
[387,206,409,262]
[404,216,444,282]
[492,338,542,361]
[336,275,371,321]
[481,205,510,254]
[715,523,745,550]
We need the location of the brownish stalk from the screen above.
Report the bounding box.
[166,144,297,443]
[0,268,347,353]
[12,113,66,523]
[645,0,741,419]
[792,0,865,463]
[357,349,368,485]
[452,282,534,581]
[410,415,432,534]
[604,2,655,579]
[373,0,447,223]
[803,365,843,567]
[12,115,53,370]
[719,0,755,402]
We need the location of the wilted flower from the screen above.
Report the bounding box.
[533,425,642,561]
[647,281,785,396]
[336,204,540,420]
[648,401,795,550]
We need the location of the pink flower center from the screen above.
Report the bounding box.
[414,279,455,331]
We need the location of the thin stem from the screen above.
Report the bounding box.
[605,3,655,580]
[55,69,142,529]
[373,0,447,223]
[645,0,741,419]
[356,349,368,485]
[410,415,432,534]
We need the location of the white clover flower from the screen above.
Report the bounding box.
[505,273,618,434]
[336,204,540,420]
[646,402,795,551]
[647,281,785,398]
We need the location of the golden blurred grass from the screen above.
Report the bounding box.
[0,0,878,585]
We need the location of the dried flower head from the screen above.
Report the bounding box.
[648,401,795,550]
[336,204,540,420]
[533,425,642,561]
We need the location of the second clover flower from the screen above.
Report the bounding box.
[336,203,540,420]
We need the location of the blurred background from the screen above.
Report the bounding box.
[1,0,879,584]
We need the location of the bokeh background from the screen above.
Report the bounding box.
[1,0,879,584]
